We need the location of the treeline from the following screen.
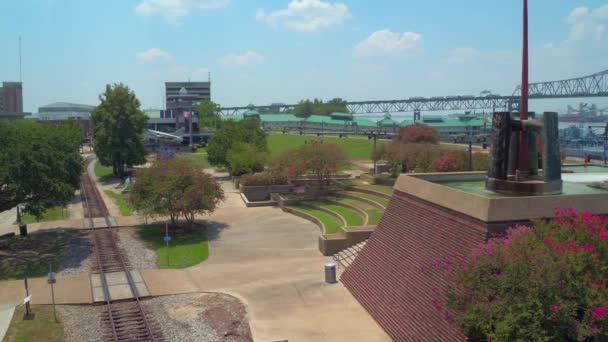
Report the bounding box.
[290,98,349,117]
[0,120,83,219]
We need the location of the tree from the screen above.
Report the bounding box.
[267,142,350,186]
[130,158,224,227]
[292,97,349,117]
[293,99,316,118]
[436,209,608,341]
[226,142,267,176]
[92,84,147,177]
[0,120,82,220]
[394,124,440,144]
[206,119,267,168]
[305,143,350,186]
[193,100,221,129]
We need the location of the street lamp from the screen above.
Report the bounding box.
[160,197,171,268]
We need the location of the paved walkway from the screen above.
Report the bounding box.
[0,162,390,341]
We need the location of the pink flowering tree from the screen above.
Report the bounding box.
[436,208,608,341]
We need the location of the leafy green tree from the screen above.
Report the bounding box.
[193,100,221,129]
[292,98,349,117]
[92,84,147,177]
[0,120,82,221]
[226,142,267,176]
[293,99,316,117]
[130,158,224,227]
[207,119,267,168]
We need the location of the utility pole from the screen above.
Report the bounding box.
[19,36,22,83]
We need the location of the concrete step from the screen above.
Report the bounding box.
[332,240,368,269]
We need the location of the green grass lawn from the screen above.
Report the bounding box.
[328,196,384,225]
[20,207,68,225]
[310,201,364,226]
[367,209,383,225]
[343,191,390,207]
[94,162,114,178]
[177,153,210,169]
[289,206,343,234]
[137,224,209,268]
[103,190,133,216]
[268,134,385,160]
[4,305,64,342]
[0,230,83,280]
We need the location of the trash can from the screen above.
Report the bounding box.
[324,262,337,284]
[19,224,28,237]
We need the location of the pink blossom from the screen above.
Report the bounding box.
[593,307,606,319]
[550,304,559,314]
[582,245,595,252]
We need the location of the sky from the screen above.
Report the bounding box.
[1,0,607,114]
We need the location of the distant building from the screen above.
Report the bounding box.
[33,102,96,141]
[164,81,211,145]
[36,102,95,121]
[0,82,23,113]
[165,81,210,111]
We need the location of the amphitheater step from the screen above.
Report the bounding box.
[332,240,368,269]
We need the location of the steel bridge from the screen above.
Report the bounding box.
[218,69,608,116]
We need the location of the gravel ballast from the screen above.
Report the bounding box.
[56,230,91,277]
[57,305,104,342]
[142,293,252,342]
[116,227,157,269]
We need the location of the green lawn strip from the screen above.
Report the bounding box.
[309,201,364,226]
[176,153,210,169]
[367,209,384,225]
[94,162,114,178]
[103,190,133,216]
[0,230,82,280]
[356,184,394,195]
[3,305,64,342]
[327,196,384,225]
[343,191,389,207]
[288,206,342,234]
[268,134,380,160]
[137,224,209,268]
[20,206,67,224]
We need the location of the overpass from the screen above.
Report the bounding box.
[218,69,608,116]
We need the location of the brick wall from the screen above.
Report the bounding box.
[341,190,488,341]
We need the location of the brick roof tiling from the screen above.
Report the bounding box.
[341,190,488,341]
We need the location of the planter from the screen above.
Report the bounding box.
[240,184,293,202]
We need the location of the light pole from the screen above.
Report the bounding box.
[47,264,57,323]
[160,197,170,268]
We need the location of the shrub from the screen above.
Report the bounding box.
[394,124,440,144]
[437,209,608,341]
[226,142,267,176]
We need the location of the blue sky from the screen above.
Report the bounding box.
[1,0,607,113]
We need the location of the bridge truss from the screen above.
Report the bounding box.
[217,69,608,116]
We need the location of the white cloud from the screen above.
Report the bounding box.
[135,0,229,23]
[219,51,265,66]
[353,29,423,58]
[256,0,350,32]
[592,5,608,19]
[136,48,175,64]
[564,5,608,41]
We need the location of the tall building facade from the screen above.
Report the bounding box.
[165,81,210,110]
[0,82,23,113]
[164,81,211,145]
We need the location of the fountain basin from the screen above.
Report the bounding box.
[395,172,608,228]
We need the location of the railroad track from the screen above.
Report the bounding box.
[80,165,163,342]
